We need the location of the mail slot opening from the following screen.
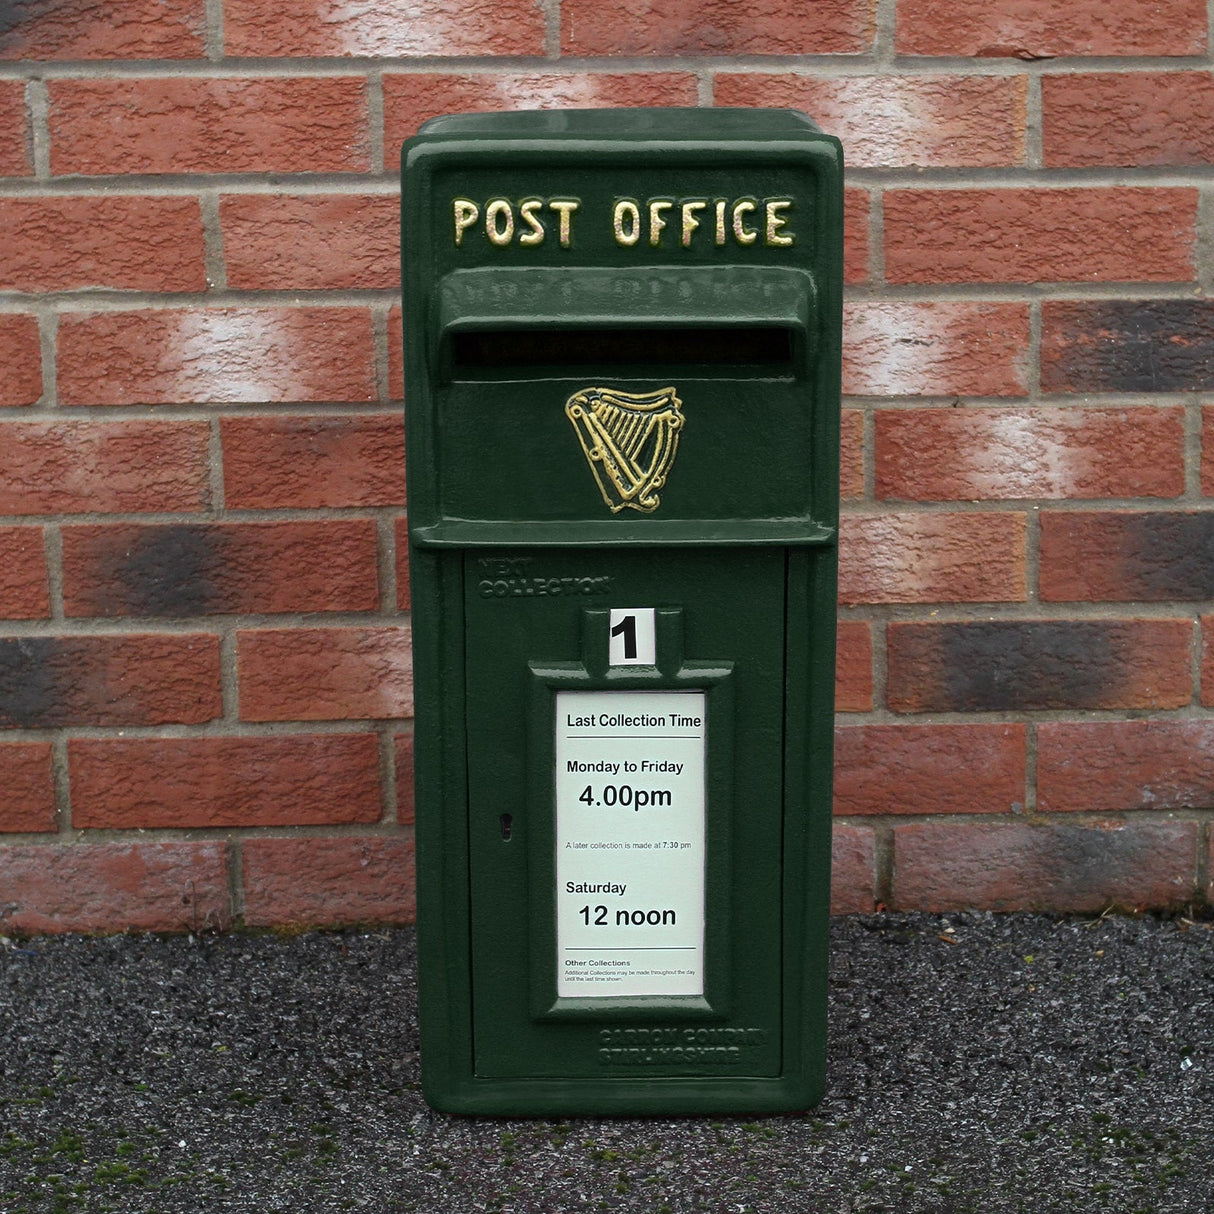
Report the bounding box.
[450,325,795,371]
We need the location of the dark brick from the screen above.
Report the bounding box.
[0,635,221,728]
[1042,300,1214,393]
[887,619,1192,713]
[1041,512,1214,601]
[62,521,378,618]
[893,819,1199,913]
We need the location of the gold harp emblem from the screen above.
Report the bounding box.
[565,386,684,514]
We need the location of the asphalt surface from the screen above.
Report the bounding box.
[1,912,1212,1213]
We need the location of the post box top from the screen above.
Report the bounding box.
[412,107,828,144]
[400,106,843,549]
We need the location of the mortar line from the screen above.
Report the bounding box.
[869,187,885,284]
[1024,72,1043,170]
[873,0,898,65]
[1184,395,1204,502]
[874,823,895,909]
[227,835,245,925]
[37,308,57,408]
[26,78,49,179]
[51,734,72,836]
[1023,720,1038,815]
[368,68,386,176]
[199,189,227,291]
[219,626,240,722]
[372,302,391,404]
[1192,615,1205,710]
[1195,187,1214,294]
[205,0,224,60]
[377,511,399,620]
[5,55,1214,83]
[1024,503,1041,608]
[378,727,399,826]
[43,522,64,621]
[3,166,1211,198]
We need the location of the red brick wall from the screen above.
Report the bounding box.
[1,0,1212,930]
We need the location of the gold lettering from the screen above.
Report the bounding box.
[732,200,757,245]
[613,199,641,246]
[648,199,672,247]
[714,199,727,246]
[485,199,514,246]
[549,199,579,248]
[765,199,794,246]
[452,198,479,246]
[519,198,545,246]
[681,200,706,248]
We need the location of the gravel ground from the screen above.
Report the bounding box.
[1,913,1212,1213]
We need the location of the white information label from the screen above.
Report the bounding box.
[556,689,706,998]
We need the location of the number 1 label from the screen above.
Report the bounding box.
[609,608,656,666]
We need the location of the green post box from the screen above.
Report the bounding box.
[401,108,842,1115]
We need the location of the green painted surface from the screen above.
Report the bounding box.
[402,108,842,1115]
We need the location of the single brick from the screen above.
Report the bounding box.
[1042,300,1214,394]
[831,824,876,914]
[844,189,869,285]
[839,511,1026,604]
[0,633,222,728]
[844,302,1030,398]
[834,723,1026,815]
[0,526,49,619]
[0,742,55,832]
[714,74,1026,168]
[238,626,413,722]
[0,314,42,406]
[885,188,1196,285]
[57,308,376,405]
[393,517,411,611]
[0,0,205,59]
[562,0,875,54]
[839,409,863,500]
[0,81,30,175]
[1038,720,1214,813]
[835,620,873,712]
[1044,72,1214,168]
[241,835,416,928]
[395,732,415,826]
[0,841,230,934]
[70,733,383,829]
[887,618,1192,713]
[221,195,400,291]
[383,73,699,165]
[892,820,1199,913]
[896,0,1207,58]
[0,196,206,292]
[48,77,369,176]
[227,0,544,57]
[875,407,1185,501]
[1041,511,1214,602]
[0,419,210,515]
[221,414,406,509]
[62,520,379,618]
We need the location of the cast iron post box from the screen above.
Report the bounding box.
[401,108,842,1115]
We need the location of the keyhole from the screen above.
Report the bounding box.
[500,813,513,841]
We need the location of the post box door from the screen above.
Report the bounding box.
[464,546,789,1080]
